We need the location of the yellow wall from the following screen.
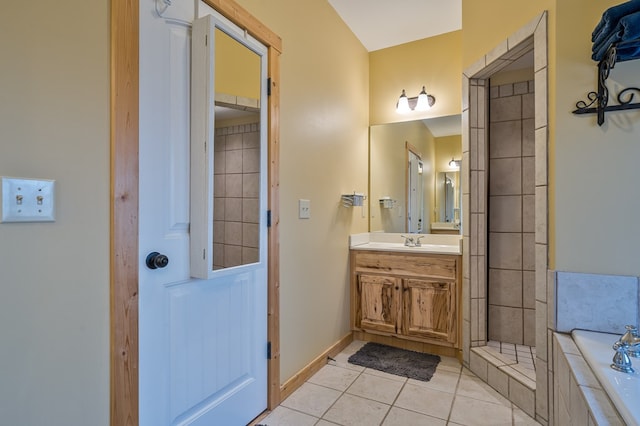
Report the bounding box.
[554,0,640,275]
[369,31,463,125]
[435,135,463,173]
[235,0,370,382]
[0,2,109,425]
[215,27,261,99]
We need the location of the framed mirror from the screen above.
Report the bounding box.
[369,115,462,234]
[190,14,268,278]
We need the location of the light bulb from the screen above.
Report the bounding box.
[396,90,410,114]
[415,86,431,111]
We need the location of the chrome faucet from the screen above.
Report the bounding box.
[401,235,415,247]
[611,325,640,373]
[415,236,424,247]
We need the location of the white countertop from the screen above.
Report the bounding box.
[349,232,462,255]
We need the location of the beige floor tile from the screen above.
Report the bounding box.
[330,353,366,372]
[308,364,361,392]
[322,393,390,426]
[456,374,511,406]
[513,405,542,425]
[436,355,463,373]
[346,372,405,404]
[315,420,341,426]
[259,406,318,426]
[334,339,368,370]
[407,369,460,393]
[362,367,409,383]
[381,406,446,426]
[449,394,513,426]
[394,383,454,420]
[280,382,341,418]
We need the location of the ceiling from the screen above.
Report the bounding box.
[327,0,462,52]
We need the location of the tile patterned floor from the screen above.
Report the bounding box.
[485,340,536,382]
[260,341,540,426]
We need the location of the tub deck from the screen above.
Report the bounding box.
[573,329,640,426]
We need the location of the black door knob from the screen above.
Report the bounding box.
[146,252,169,269]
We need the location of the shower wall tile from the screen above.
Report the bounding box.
[478,170,486,214]
[215,150,226,174]
[226,132,243,150]
[213,122,262,270]
[225,174,243,197]
[522,119,535,156]
[224,245,242,267]
[535,127,548,186]
[522,93,535,119]
[490,96,522,122]
[242,198,259,223]
[523,271,536,309]
[499,83,514,97]
[535,186,548,244]
[523,233,535,271]
[556,272,639,333]
[243,130,259,148]
[489,121,522,158]
[489,233,522,270]
[226,149,243,173]
[489,195,522,232]
[524,308,536,346]
[470,129,478,170]
[523,195,535,232]
[488,269,523,307]
[534,69,548,128]
[242,247,259,264]
[243,173,260,197]
[489,305,523,343]
[514,81,529,95]
[242,148,260,173]
[242,223,259,248]
[490,158,522,195]
[522,157,535,195]
[224,197,243,221]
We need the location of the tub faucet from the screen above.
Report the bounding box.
[621,325,640,358]
[611,325,640,373]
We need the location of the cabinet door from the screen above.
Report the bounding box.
[402,279,456,344]
[357,275,400,334]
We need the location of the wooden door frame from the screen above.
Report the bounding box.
[110,0,282,423]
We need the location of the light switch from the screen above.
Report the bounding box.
[1,177,55,223]
[298,199,311,219]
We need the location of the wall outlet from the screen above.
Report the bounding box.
[1,177,56,223]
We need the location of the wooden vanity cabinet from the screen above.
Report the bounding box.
[350,250,461,349]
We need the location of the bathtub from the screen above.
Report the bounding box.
[572,329,640,426]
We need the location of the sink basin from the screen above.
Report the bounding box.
[351,241,461,255]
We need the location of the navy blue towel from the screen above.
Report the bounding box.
[592,0,640,44]
[592,10,640,61]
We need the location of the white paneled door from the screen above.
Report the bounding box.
[138,2,268,425]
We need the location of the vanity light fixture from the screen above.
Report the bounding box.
[449,158,461,169]
[396,86,435,114]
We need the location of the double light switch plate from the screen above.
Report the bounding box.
[1,177,56,223]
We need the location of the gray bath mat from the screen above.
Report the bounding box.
[348,342,440,381]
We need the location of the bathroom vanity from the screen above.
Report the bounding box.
[349,233,462,358]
